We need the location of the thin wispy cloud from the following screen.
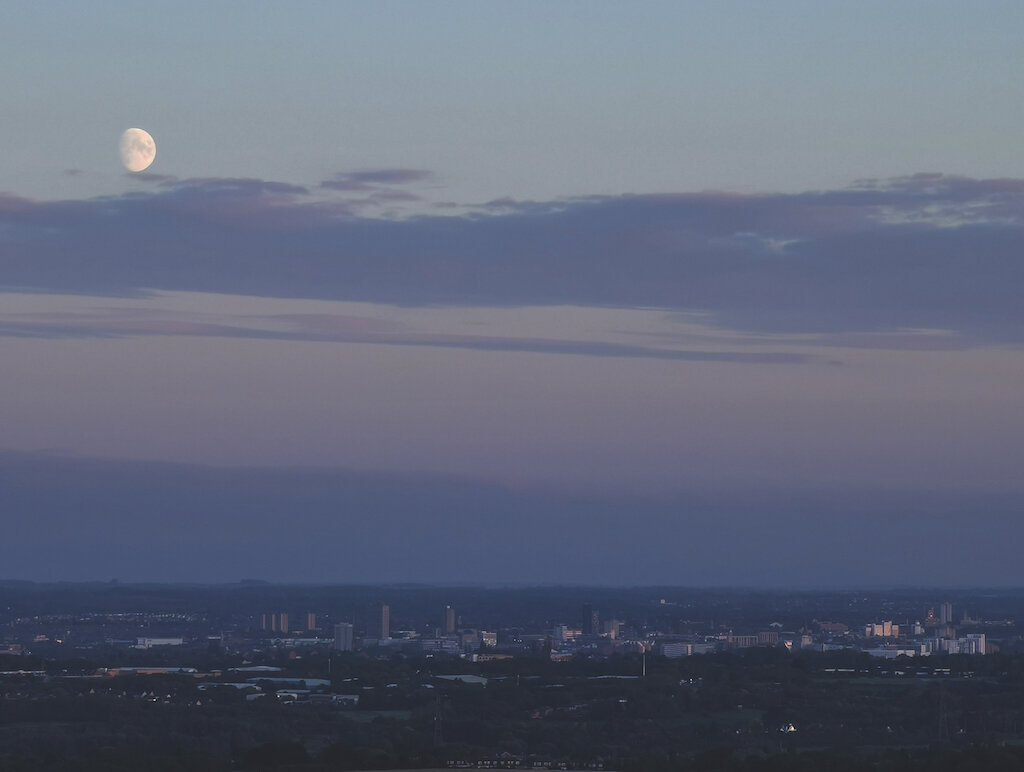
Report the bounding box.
[322,168,435,186]
[0,302,819,364]
[131,172,178,184]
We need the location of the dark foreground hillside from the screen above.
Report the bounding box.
[5,649,1024,771]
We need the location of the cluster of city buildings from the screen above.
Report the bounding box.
[7,596,998,664]
[253,603,499,657]
[326,604,497,656]
[647,601,990,660]
[249,600,996,661]
[858,602,988,658]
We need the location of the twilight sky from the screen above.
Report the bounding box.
[2,2,1024,585]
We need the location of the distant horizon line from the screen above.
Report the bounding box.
[2,579,1022,593]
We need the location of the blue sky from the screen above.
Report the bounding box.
[3,2,1024,584]
[7,1,1024,201]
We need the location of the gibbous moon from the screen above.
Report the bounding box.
[119,128,156,172]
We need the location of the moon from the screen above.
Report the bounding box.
[119,128,156,172]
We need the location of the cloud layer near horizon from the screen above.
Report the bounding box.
[3,451,1022,585]
[4,172,1024,341]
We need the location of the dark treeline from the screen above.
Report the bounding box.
[4,649,1024,770]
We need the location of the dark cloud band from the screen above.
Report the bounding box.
[3,173,1023,340]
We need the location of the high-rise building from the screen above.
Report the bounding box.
[865,621,898,638]
[444,605,456,635]
[379,603,390,640]
[964,633,986,655]
[261,612,289,633]
[333,622,354,651]
[582,604,600,635]
[306,612,317,632]
[553,624,579,644]
[940,602,953,625]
